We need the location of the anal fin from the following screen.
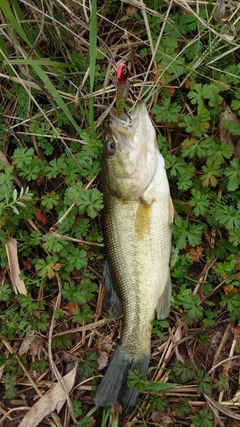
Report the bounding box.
[102,261,122,316]
[156,275,172,320]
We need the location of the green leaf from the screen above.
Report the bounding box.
[41,192,60,211]
[182,294,203,323]
[217,205,240,230]
[225,158,240,191]
[12,188,17,202]
[42,236,65,253]
[181,138,212,159]
[203,84,223,107]
[65,182,83,204]
[152,98,181,123]
[214,374,229,392]
[11,205,19,215]
[187,223,203,246]
[193,409,214,427]
[177,174,193,191]
[16,201,27,208]
[173,360,195,382]
[62,279,97,304]
[0,283,12,302]
[62,247,88,272]
[207,142,232,163]
[221,120,240,136]
[30,360,48,373]
[78,350,98,377]
[52,334,72,349]
[176,399,190,417]
[220,293,240,321]
[12,147,34,168]
[187,83,203,105]
[35,256,62,279]
[229,228,240,246]
[165,155,187,177]
[189,189,209,216]
[4,373,17,399]
[196,371,211,394]
[171,217,204,249]
[72,401,83,419]
[76,188,103,218]
[201,159,223,187]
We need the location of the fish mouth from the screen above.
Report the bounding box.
[109,101,151,150]
[109,101,147,128]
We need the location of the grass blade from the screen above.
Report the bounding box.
[4,59,75,68]
[89,0,97,138]
[0,0,30,46]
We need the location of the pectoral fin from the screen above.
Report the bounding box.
[135,202,152,240]
[156,275,172,320]
[168,196,174,224]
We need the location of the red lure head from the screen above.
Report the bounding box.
[117,64,130,84]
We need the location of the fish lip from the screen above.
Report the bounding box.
[108,101,149,147]
[109,101,146,125]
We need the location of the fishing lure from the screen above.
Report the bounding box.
[116,64,130,116]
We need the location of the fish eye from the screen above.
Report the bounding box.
[105,140,116,154]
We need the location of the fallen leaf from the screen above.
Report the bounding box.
[232,326,240,340]
[18,331,35,356]
[223,361,233,376]
[219,104,240,158]
[18,365,77,427]
[97,336,114,370]
[36,208,47,224]
[5,238,27,295]
[22,257,33,271]
[125,6,137,16]
[97,336,114,371]
[99,335,113,353]
[151,411,173,426]
[223,284,238,295]
[97,350,109,370]
[189,246,204,262]
[66,302,78,314]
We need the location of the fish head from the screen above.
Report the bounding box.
[102,101,158,200]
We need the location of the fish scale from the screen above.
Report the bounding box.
[95,101,173,413]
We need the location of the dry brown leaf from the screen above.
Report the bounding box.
[97,350,109,370]
[5,237,27,295]
[18,331,35,356]
[219,104,240,158]
[97,336,114,370]
[151,411,173,426]
[18,365,77,427]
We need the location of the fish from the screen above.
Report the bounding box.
[95,101,173,414]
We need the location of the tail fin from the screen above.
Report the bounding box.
[95,345,150,414]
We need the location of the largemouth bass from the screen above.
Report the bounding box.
[95,101,173,413]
